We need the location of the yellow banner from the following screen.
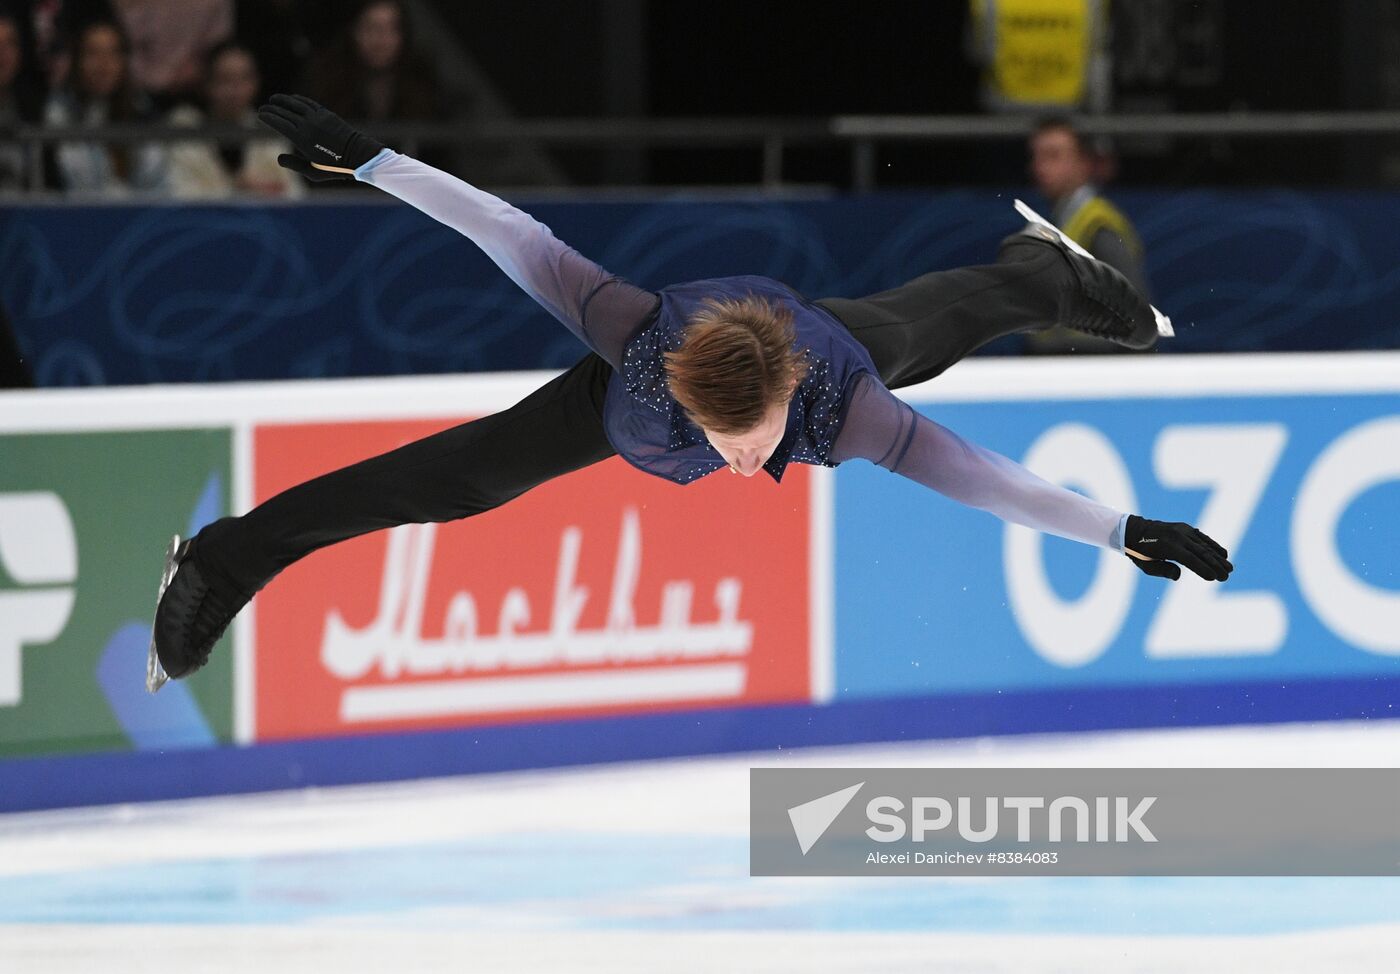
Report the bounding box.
[989,0,1091,107]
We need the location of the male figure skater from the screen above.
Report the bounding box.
[149,96,1231,691]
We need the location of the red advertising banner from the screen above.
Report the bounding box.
[252,418,813,740]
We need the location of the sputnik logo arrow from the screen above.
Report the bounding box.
[787,782,864,855]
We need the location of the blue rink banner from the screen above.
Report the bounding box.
[10,189,1400,388]
[834,358,1400,702]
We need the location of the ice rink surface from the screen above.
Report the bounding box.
[3,719,1400,973]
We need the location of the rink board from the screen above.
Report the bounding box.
[11,188,1400,391]
[0,352,1397,808]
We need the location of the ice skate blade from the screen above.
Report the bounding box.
[146,533,181,694]
[1013,199,1175,339]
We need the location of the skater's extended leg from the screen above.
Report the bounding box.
[152,352,616,683]
[816,230,1157,390]
[816,236,1066,389]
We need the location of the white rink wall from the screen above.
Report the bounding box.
[1,350,1399,812]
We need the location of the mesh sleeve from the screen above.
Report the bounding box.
[356,150,659,369]
[830,373,1127,551]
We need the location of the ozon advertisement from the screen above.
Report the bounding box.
[834,358,1400,700]
[251,418,814,740]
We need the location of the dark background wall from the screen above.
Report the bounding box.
[430,0,1392,189]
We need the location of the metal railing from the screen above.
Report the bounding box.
[13,110,1400,193]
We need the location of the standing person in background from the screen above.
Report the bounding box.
[108,0,231,109]
[306,0,445,170]
[0,4,46,191]
[43,18,164,196]
[1023,117,1151,356]
[167,41,302,200]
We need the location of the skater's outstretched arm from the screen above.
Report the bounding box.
[256,94,659,370]
[829,374,1232,581]
[352,151,659,368]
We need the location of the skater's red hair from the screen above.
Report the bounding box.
[663,296,809,436]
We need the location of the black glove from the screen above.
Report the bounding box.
[256,93,384,182]
[1124,514,1233,582]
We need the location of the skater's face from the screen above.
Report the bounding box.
[1030,126,1091,202]
[703,398,790,477]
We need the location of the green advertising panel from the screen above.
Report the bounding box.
[0,429,233,757]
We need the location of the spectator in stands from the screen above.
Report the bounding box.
[1023,117,1151,355]
[109,0,231,108]
[43,17,165,196]
[0,5,46,191]
[307,0,444,164]
[167,41,301,199]
[20,0,114,87]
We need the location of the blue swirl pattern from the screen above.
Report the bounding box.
[3,189,1398,387]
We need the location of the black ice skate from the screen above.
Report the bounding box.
[1014,199,1173,351]
[146,532,244,693]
